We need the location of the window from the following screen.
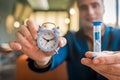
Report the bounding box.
[103,0,116,26]
[103,0,119,27]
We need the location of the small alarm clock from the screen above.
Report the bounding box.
[37,22,60,53]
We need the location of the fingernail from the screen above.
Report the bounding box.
[82,58,88,64]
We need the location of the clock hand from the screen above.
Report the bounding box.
[49,37,55,41]
[44,37,55,46]
[42,37,50,42]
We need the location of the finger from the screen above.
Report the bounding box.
[81,58,93,67]
[85,51,95,58]
[93,53,120,64]
[58,37,67,47]
[9,41,22,50]
[26,19,39,40]
[81,58,109,76]
[19,25,36,46]
[81,58,101,70]
[16,32,32,49]
[81,58,108,76]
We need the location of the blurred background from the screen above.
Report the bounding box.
[0,0,120,80]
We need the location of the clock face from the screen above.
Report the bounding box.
[37,30,59,52]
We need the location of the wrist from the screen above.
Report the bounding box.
[34,58,52,69]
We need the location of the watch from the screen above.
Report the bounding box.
[37,22,60,53]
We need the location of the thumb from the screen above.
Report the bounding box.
[9,41,22,50]
[59,37,67,47]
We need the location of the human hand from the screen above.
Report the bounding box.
[9,19,67,65]
[81,51,120,80]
